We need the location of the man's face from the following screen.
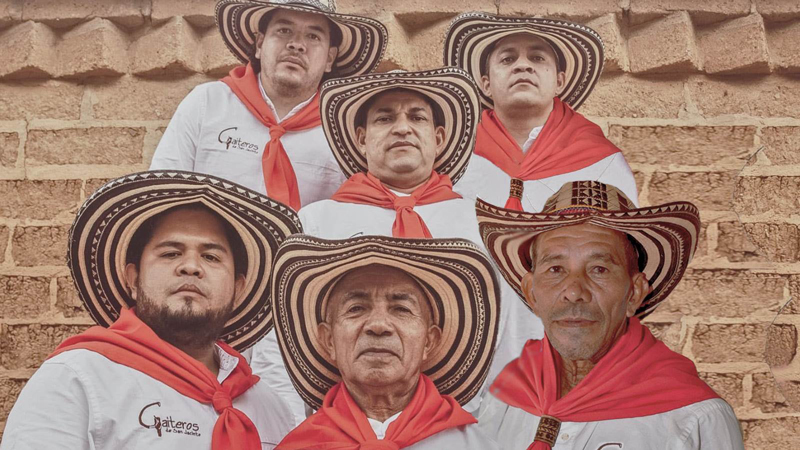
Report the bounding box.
[481,33,566,112]
[521,223,648,362]
[355,90,446,185]
[318,265,441,392]
[255,9,337,95]
[125,208,245,347]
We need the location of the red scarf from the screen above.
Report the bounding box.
[330,171,462,238]
[475,97,621,210]
[490,318,719,449]
[49,308,262,450]
[221,63,322,211]
[278,374,475,449]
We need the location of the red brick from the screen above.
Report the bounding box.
[609,125,756,166]
[0,21,57,80]
[765,323,798,367]
[580,74,685,118]
[201,29,242,77]
[0,324,90,370]
[0,226,8,264]
[0,377,26,422]
[587,14,627,72]
[0,180,81,220]
[20,0,148,29]
[497,0,620,22]
[0,81,83,120]
[0,132,19,167]
[741,417,800,450]
[734,176,800,216]
[767,21,800,72]
[699,372,743,408]
[0,276,50,319]
[648,172,736,211]
[133,17,203,77]
[756,0,800,22]
[10,225,69,267]
[741,222,800,263]
[752,372,796,413]
[760,127,800,165]
[699,14,770,74]
[58,18,129,78]
[25,127,145,166]
[628,12,700,74]
[692,323,773,363]
[56,276,88,319]
[630,0,751,25]
[151,0,216,28]
[90,74,213,120]
[688,75,800,117]
[661,269,786,318]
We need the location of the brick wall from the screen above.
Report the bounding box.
[0,1,798,447]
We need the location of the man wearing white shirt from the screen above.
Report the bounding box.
[150,0,386,210]
[444,13,638,211]
[474,181,744,449]
[0,172,304,450]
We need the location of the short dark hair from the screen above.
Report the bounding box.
[249,9,343,77]
[126,204,248,277]
[353,88,446,130]
[529,229,642,277]
[480,35,566,78]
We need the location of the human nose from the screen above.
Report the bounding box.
[286,34,307,53]
[390,115,412,136]
[363,307,393,337]
[512,56,534,73]
[561,272,590,303]
[176,252,204,278]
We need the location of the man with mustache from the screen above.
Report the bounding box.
[474,181,744,449]
[1,172,303,450]
[250,68,544,420]
[270,235,500,448]
[444,13,638,212]
[150,0,387,211]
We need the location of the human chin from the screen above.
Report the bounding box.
[549,331,600,361]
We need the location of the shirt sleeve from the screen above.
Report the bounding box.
[0,362,93,450]
[249,331,308,427]
[149,85,206,170]
[596,153,640,207]
[675,399,745,450]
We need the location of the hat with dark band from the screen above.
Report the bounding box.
[68,170,303,351]
[476,180,700,318]
[444,12,604,110]
[319,67,481,184]
[216,0,387,78]
[271,234,500,409]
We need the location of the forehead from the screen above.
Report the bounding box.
[535,223,628,256]
[148,208,230,244]
[332,265,423,294]
[493,33,557,56]
[267,8,332,32]
[366,89,433,115]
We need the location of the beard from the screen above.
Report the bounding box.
[134,280,234,353]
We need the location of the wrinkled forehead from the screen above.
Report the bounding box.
[493,32,559,59]
[326,264,434,315]
[531,223,629,260]
[266,7,333,34]
[365,88,435,116]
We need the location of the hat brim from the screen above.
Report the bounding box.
[476,198,700,318]
[68,171,303,352]
[444,12,604,110]
[272,235,500,409]
[319,67,481,184]
[216,0,387,78]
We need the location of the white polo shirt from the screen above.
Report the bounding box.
[478,393,744,450]
[367,412,499,449]
[150,78,347,207]
[250,193,544,423]
[0,346,295,450]
[455,125,640,211]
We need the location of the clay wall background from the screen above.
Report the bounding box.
[0,1,799,447]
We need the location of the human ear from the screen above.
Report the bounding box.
[625,272,649,317]
[422,325,442,361]
[521,271,537,313]
[355,126,368,156]
[124,263,140,300]
[317,322,336,360]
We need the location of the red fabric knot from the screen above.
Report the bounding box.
[359,439,400,450]
[393,196,417,210]
[212,389,233,413]
[269,125,286,140]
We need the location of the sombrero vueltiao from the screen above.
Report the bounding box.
[271,235,500,409]
[319,67,481,184]
[444,12,604,110]
[477,180,700,318]
[216,0,387,78]
[68,170,303,351]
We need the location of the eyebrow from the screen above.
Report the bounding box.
[586,251,621,265]
[152,241,230,254]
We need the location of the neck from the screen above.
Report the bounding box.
[260,73,315,119]
[495,101,553,148]
[374,171,431,194]
[557,355,595,398]
[346,377,419,422]
[180,343,220,376]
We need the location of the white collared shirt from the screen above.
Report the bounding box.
[249,194,545,423]
[150,79,347,207]
[455,124,639,211]
[478,393,743,450]
[0,346,294,450]
[365,411,499,449]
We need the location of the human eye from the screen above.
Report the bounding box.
[308,32,322,41]
[203,253,221,263]
[591,265,610,275]
[545,265,562,274]
[500,55,514,64]
[346,304,365,314]
[276,27,291,35]
[412,115,428,122]
[160,251,180,259]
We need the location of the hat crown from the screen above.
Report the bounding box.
[542,181,634,215]
[273,0,335,13]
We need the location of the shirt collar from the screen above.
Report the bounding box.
[215,344,240,383]
[258,76,316,122]
[521,125,544,153]
[367,411,402,439]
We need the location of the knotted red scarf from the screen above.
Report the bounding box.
[490,318,719,449]
[475,97,621,210]
[330,171,462,238]
[49,308,262,450]
[278,374,475,449]
[222,63,322,210]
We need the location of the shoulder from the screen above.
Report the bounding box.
[411,423,499,450]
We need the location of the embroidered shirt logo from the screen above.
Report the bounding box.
[218,127,259,154]
[138,401,202,437]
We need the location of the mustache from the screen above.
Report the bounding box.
[550,305,600,322]
[355,341,401,358]
[171,283,207,297]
